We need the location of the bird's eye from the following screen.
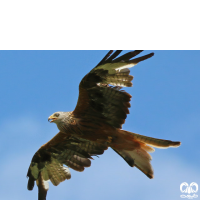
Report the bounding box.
[54,113,60,117]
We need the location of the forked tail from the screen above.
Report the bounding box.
[113,130,181,179]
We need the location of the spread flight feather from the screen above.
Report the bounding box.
[27,50,181,200]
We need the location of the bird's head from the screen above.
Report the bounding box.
[48,112,65,124]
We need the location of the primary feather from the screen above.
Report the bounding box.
[27,50,181,200]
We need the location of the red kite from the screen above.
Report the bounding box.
[27,50,181,200]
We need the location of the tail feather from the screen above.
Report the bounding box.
[126,148,153,179]
[140,143,155,153]
[113,149,135,167]
[113,130,181,179]
[113,148,154,179]
[130,132,181,148]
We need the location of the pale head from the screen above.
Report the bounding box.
[48,112,66,124]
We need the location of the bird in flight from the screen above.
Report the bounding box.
[27,50,181,200]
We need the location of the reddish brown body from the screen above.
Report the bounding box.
[27,50,181,200]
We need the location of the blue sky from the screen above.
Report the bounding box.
[0,50,199,200]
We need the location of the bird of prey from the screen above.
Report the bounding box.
[27,50,181,200]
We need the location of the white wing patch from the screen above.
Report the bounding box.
[36,174,49,190]
[63,166,71,179]
[43,179,50,190]
[96,63,136,74]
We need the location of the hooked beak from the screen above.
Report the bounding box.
[48,115,57,123]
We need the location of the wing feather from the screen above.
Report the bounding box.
[27,132,108,199]
[27,51,156,200]
[73,50,154,129]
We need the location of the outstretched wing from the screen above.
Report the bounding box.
[27,132,108,200]
[73,50,154,129]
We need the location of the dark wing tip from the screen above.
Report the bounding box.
[27,168,35,190]
[96,50,154,68]
[27,177,35,190]
[96,50,114,67]
[129,52,154,64]
[148,52,154,58]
